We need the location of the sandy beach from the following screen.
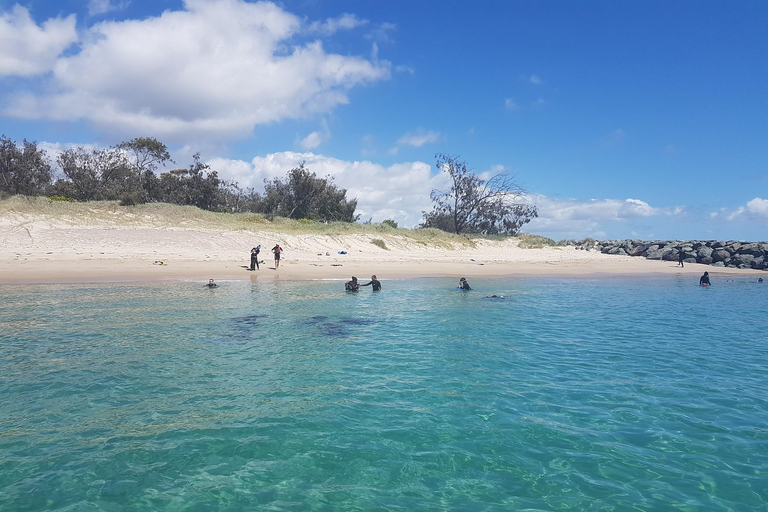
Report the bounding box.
[0,199,761,284]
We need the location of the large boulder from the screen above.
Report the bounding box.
[731,254,755,267]
[711,241,725,249]
[726,242,742,253]
[646,249,665,260]
[739,243,763,256]
[697,246,714,259]
[608,247,628,256]
[699,256,714,265]
[711,261,725,267]
[712,249,731,262]
[628,245,647,257]
[751,256,765,269]
[662,250,679,261]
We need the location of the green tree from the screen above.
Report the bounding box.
[261,163,358,222]
[56,147,138,202]
[0,135,52,196]
[421,153,537,235]
[157,153,220,210]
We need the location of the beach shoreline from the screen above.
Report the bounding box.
[1,199,763,285]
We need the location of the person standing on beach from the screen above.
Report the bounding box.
[361,275,381,291]
[699,271,711,286]
[272,244,282,270]
[678,250,684,268]
[250,245,260,271]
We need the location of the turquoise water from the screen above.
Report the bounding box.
[1,277,766,511]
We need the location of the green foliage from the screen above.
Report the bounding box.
[422,153,537,235]
[0,135,52,196]
[371,238,389,250]
[261,162,359,222]
[517,233,563,249]
[381,219,398,229]
[47,195,74,202]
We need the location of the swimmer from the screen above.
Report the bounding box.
[360,275,381,291]
[345,276,360,292]
[458,277,471,291]
[699,271,710,286]
[485,295,505,299]
[206,279,218,288]
[759,277,764,283]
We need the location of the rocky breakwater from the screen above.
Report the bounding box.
[568,239,768,270]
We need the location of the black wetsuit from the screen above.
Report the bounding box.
[460,281,471,290]
[345,280,360,292]
[250,249,260,270]
[206,283,218,288]
[361,279,381,291]
[699,274,710,286]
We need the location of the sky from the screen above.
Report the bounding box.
[1,0,766,240]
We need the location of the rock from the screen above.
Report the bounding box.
[608,247,627,255]
[697,246,714,259]
[628,245,647,257]
[751,256,765,269]
[739,243,763,256]
[662,250,679,261]
[646,249,665,260]
[727,242,742,252]
[683,258,698,264]
[699,256,713,264]
[712,249,730,262]
[711,261,725,267]
[731,254,755,267]
[711,241,725,249]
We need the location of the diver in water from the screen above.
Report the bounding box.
[458,277,471,290]
[345,276,360,292]
[206,279,218,288]
[360,275,381,291]
[699,272,711,286]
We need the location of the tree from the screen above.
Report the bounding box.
[0,136,52,196]
[421,153,537,235]
[261,163,358,222]
[156,153,220,210]
[56,147,137,202]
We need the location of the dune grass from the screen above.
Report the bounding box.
[0,196,474,248]
[516,233,564,249]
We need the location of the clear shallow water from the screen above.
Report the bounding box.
[1,277,766,511]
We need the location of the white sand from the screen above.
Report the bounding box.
[0,207,760,284]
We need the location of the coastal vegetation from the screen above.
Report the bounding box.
[1,137,539,237]
[421,153,538,236]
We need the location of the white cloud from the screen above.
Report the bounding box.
[396,129,440,147]
[0,5,77,76]
[505,98,519,110]
[306,13,367,36]
[529,74,541,84]
[4,0,390,143]
[722,197,768,221]
[747,197,768,216]
[526,195,662,239]
[88,0,126,16]
[365,22,396,43]
[209,151,450,227]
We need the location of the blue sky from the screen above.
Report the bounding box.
[1,0,766,240]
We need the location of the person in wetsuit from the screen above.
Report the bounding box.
[206,279,218,288]
[345,276,360,292]
[272,244,282,269]
[250,245,260,270]
[361,275,381,291]
[699,271,711,286]
[459,277,471,290]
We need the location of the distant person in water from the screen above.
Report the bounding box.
[758,277,764,283]
[206,279,218,288]
[361,275,381,291]
[272,244,282,270]
[250,245,260,271]
[345,276,360,292]
[699,272,710,286]
[458,277,471,290]
[678,250,684,268]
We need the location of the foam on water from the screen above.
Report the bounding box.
[1,277,766,510]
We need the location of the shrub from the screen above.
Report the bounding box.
[371,238,389,250]
[381,219,398,229]
[48,195,74,202]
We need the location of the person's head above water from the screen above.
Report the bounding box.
[208,279,215,284]
[704,271,709,276]
[371,275,377,280]
[351,276,358,282]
